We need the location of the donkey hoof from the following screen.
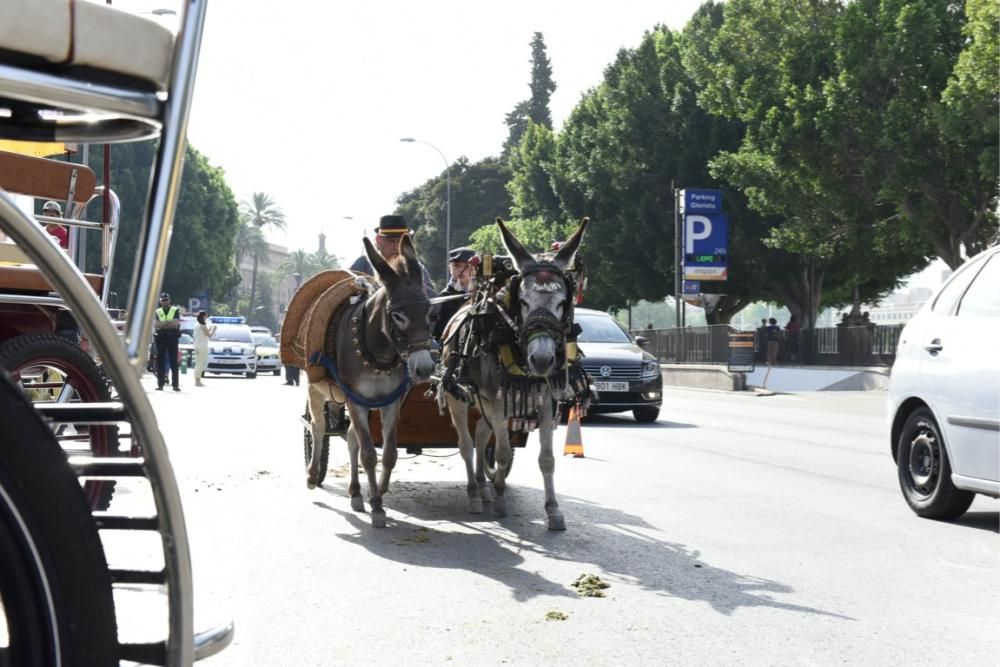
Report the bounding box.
[492,497,507,517]
[469,497,484,514]
[371,510,387,528]
[350,495,365,512]
[547,512,566,531]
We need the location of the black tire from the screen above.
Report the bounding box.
[0,371,118,666]
[633,406,660,423]
[246,371,257,379]
[897,407,975,520]
[302,400,330,485]
[0,335,119,510]
[484,434,514,482]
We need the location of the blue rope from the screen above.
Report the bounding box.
[309,351,410,409]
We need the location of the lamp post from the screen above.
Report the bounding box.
[400,137,450,271]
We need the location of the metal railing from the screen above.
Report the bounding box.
[633,323,905,367]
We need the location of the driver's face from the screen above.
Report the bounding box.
[449,261,471,286]
[375,234,402,258]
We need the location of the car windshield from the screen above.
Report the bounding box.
[211,325,252,343]
[252,334,277,347]
[576,314,632,343]
[178,334,193,345]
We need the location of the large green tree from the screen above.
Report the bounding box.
[94,141,240,308]
[503,32,557,156]
[240,192,286,322]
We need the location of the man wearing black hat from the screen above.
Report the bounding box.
[433,246,478,341]
[350,215,435,296]
[153,292,182,391]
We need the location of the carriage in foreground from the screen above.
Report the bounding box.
[284,217,593,530]
[0,0,231,663]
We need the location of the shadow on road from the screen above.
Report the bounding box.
[314,481,852,620]
[950,511,999,534]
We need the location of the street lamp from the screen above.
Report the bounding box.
[400,137,450,271]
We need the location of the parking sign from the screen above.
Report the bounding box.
[683,213,728,281]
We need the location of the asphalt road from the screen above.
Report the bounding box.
[111,372,998,666]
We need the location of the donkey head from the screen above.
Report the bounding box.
[497,217,589,377]
[363,234,435,382]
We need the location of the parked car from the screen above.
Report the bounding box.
[889,244,999,520]
[251,332,282,376]
[205,322,257,378]
[573,308,662,422]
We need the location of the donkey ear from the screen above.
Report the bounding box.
[496,217,534,270]
[552,217,589,271]
[399,234,421,278]
[363,236,396,285]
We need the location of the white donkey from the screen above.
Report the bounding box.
[441,217,589,530]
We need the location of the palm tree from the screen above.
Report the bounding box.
[309,248,340,274]
[240,192,287,323]
[233,218,267,316]
[277,249,316,286]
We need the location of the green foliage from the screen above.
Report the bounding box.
[239,192,286,320]
[507,121,563,223]
[467,216,574,255]
[97,141,240,307]
[503,32,557,156]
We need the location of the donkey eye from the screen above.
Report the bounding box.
[391,312,408,327]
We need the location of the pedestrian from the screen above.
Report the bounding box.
[756,318,768,362]
[784,314,801,363]
[766,317,782,366]
[153,292,182,391]
[192,310,216,387]
[433,246,478,341]
[41,200,69,250]
[283,363,300,386]
[350,215,436,297]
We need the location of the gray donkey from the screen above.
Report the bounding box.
[305,234,435,528]
[441,217,589,530]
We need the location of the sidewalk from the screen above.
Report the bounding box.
[660,363,890,392]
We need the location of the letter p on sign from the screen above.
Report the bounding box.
[685,215,712,254]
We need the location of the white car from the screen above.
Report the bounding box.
[205,323,258,378]
[889,244,1000,519]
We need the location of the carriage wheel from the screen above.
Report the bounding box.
[302,400,331,486]
[0,335,119,510]
[483,433,515,482]
[0,372,118,666]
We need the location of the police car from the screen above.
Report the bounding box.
[205,316,257,378]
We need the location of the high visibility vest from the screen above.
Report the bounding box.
[156,306,179,321]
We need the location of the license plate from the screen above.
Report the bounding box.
[594,381,628,392]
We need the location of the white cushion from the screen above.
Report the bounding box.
[0,0,175,90]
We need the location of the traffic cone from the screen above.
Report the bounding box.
[563,404,585,458]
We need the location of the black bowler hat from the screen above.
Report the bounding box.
[376,215,411,237]
[448,247,476,263]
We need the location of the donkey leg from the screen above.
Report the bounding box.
[346,402,386,527]
[482,403,512,518]
[346,426,364,512]
[306,384,328,489]
[537,403,565,531]
[446,394,481,513]
[377,402,401,496]
[473,414,494,504]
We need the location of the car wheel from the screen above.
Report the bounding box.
[246,371,257,379]
[897,407,975,520]
[633,406,660,423]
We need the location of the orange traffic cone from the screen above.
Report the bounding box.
[563,404,585,458]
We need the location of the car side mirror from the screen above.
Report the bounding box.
[634,335,649,347]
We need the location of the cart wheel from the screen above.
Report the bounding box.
[483,434,514,482]
[0,371,118,666]
[302,400,330,485]
[0,335,119,510]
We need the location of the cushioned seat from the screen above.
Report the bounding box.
[0,0,174,90]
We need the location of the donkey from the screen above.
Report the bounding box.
[306,234,435,528]
[441,217,589,530]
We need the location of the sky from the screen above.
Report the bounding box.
[115,0,707,265]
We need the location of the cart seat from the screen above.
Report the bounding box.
[0,0,174,91]
[0,260,103,295]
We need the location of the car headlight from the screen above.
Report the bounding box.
[641,359,660,378]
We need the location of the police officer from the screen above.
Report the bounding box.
[433,246,477,341]
[350,215,436,296]
[154,292,182,391]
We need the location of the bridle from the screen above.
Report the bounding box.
[504,261,579,373]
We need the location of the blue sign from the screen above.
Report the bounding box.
[188,293,210,314]
[683,189,723,214]
[683,213,728,281]
[682,280,701,295]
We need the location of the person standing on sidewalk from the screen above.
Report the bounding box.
[153,292,182,391]
[192,310,216,387]
[766,317,783,366]
[784,314,801,363]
